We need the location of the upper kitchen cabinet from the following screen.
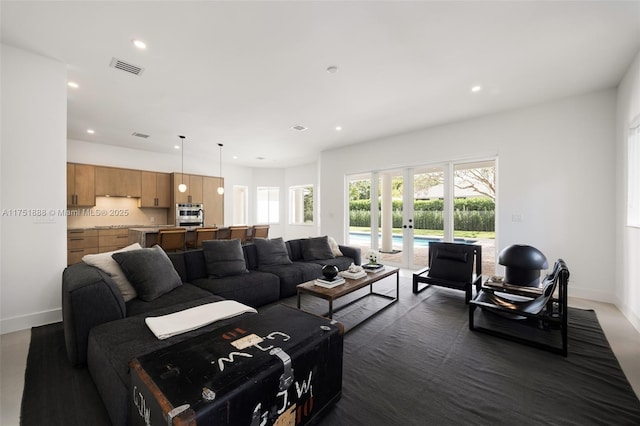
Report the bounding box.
[203,176,224,227]
[67,163,95,207]
[95,166,141,198]
[172,173,203,204]
[140,171,171,208]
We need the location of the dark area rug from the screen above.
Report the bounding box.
[21,279,640,425]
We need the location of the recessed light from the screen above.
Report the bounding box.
[335,126,342,131]
[67,81,79,89]
[87,129,95,134]
[256,157,266,160]
[132,39,147,49]
[232,155,238,160]
[174,145,180,150]
[471,85,483,93]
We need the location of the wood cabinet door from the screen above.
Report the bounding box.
[95,166,118,196]
[173,173,190,204]
[140,171,157,207]
[123,169,141,198]
[188,175,203,204]
[67,163,76,205]
[203,176,224,227]
[155,173,171,208]
[67,164,96,207]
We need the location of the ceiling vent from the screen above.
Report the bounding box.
[110,58,144,76]
[290,125,308,131]
[132,132,150,138]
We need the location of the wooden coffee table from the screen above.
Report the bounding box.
[296,266,399,332]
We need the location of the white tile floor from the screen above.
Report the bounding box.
[1,298,638,426]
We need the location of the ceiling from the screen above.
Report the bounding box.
[2,1,639,168]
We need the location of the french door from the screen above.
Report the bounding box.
[347,160,495,274]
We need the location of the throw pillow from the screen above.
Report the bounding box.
[327,236,344,257]
[82,243,142,302]
[202,239,248,278]
[428,249,472,283]
[301,236,335,261]
[254,237,292,267]
[112,245,182,302]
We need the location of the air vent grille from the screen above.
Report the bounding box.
[110,58,144,76]
[132,132,150,138]
[290,125,308,131]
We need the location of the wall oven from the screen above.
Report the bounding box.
[176,203,204,227]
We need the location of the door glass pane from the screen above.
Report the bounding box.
[347,174,373,259]
[377,170,403,265]
[412,167,445,269]
[453,161,496,277]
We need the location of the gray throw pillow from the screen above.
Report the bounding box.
[202,239,248,278]
[111,245,182,302]
[429,249,472,283]
[301,236,335,261]
[254,237,292,267]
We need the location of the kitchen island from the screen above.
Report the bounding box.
[128,226,234,248]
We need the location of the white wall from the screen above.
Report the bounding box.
[1,45,67,333]
[320,89,617,303]
[616,50,640,331]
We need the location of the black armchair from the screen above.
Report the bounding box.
[412,242,483,303]
[469,258,570,356]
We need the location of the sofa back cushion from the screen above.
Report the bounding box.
[301,236,335,261]
[254,237,293,267]
[286,239,304,261]
[112,245,182,302]
[243,243,259,270]
[202,240,248,278]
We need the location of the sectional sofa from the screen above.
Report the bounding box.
[61,235,360,426]
[62,236,360,366]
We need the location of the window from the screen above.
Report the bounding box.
[257,187,280,224]
[289,185,314,225]
[629,117,640,228]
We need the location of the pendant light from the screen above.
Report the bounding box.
[178,135,187,193]
[217,143,225,195]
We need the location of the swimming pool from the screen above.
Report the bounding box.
[348,232,476,247]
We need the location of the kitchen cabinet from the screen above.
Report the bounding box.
[67,229,99,265]
[172,173,203,204]
[140,172,171,208]
[95,166,141,198]
[203,176,224,227]
[67,163,95,207]
[98,228,130,252]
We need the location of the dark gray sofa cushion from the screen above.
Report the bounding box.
[300,236,335,261]
[202,239,248,278]
[191,271,280,308]
[112,245,182,302]
[62,262,126,366]
[125,283,214,317]
[254,237,292,267]
[87,296,248,426]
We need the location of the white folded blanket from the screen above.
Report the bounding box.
[145,300,257,340]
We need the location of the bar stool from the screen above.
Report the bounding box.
[186,227,218,249]
[157,228,187,252]
[228,225,249,244]
[247,224,270,242]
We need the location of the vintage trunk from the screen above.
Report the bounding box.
[130,305,344,426]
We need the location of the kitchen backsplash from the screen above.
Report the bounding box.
[67,197,168,228]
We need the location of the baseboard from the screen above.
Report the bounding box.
[617,303,640,334]
[0,308,62,334]
[569,287,615,304]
